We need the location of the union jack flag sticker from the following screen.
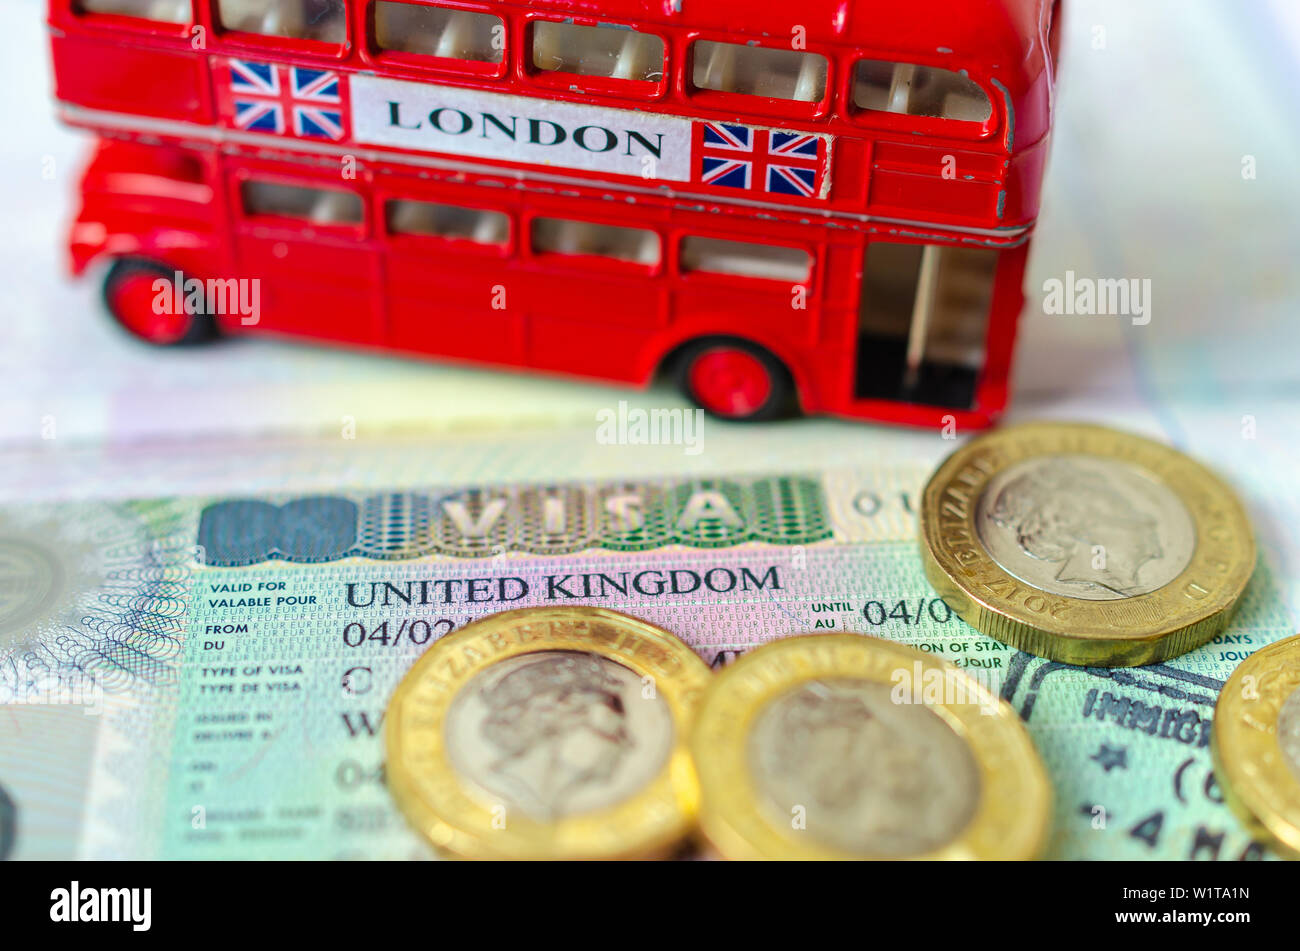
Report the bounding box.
[223,58,349,141]
[693,122,830,200]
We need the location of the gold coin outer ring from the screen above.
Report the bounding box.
[384,606,712,860]
[691,634,1052,860]
[920,422,1256,667]
[1212,634,1300,859]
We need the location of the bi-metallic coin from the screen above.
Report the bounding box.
[1213,633,1300,859]
[920,422,1255,667]
[691,634,1051,860]
[385,605,711,860]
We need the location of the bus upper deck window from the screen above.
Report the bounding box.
[75,0,190,22]
[532,218,660,266]
[373,2,504,63]
[680,236,811,283]
[852,61,993,123]
[241,180,362,225]
[531,21,664,83]
[691,41,827,103]
[216,0,346,43]
[387,199,509,245]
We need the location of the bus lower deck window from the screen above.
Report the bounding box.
[531,21,665,83]
[216,0,347,43]
[531,218,659,266]
[373,2,503,63]
[852,61,993,123]
[680,236,811,283]
[75,0,190,21]
[691,41,827,103]
[387,200,508,245]
[241,180,362,225]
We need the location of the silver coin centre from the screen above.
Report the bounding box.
[747,678,981,856]
[976,454,1196,601]
[1277,684,1300,784]
[443,650,674,821]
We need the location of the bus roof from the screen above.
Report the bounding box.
[521,0,1051,90]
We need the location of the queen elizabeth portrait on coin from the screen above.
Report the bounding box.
[976,456,1196,601]
[748,680,980,856]
[444,651,675,821]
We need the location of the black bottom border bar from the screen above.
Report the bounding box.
[0,859,1279,937]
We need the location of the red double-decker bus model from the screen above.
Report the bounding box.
[48,0,1062,426]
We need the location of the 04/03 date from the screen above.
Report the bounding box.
[341,619,455,648]
[862,598,953,626]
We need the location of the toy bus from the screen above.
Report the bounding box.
[48,0,1061,426]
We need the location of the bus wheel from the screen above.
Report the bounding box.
[675,339,796,422]
[102,259,218,346]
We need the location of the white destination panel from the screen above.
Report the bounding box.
[351,75,693,181]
